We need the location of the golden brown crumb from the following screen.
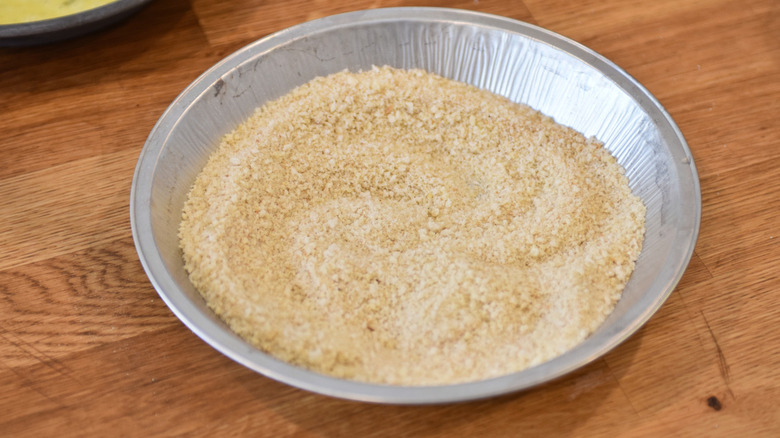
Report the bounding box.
[179,66,646,385]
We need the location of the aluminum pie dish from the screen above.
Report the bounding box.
[0,0,154,47]
[130,7,700,404]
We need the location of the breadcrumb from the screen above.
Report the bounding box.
[179,66,646,385]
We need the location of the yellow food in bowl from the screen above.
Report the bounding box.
[0,0,117,25]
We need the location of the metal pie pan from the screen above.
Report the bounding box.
[130,7,701,404]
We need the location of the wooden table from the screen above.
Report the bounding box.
[1,0,778,435]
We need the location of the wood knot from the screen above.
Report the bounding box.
[707,396,722,411]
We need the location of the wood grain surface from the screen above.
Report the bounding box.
[1,0,778,436]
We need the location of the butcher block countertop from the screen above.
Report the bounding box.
[1,0,778,436]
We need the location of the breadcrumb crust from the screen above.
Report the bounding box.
[179,66,646,385]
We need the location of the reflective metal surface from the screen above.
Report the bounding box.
[130,7,701,404]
